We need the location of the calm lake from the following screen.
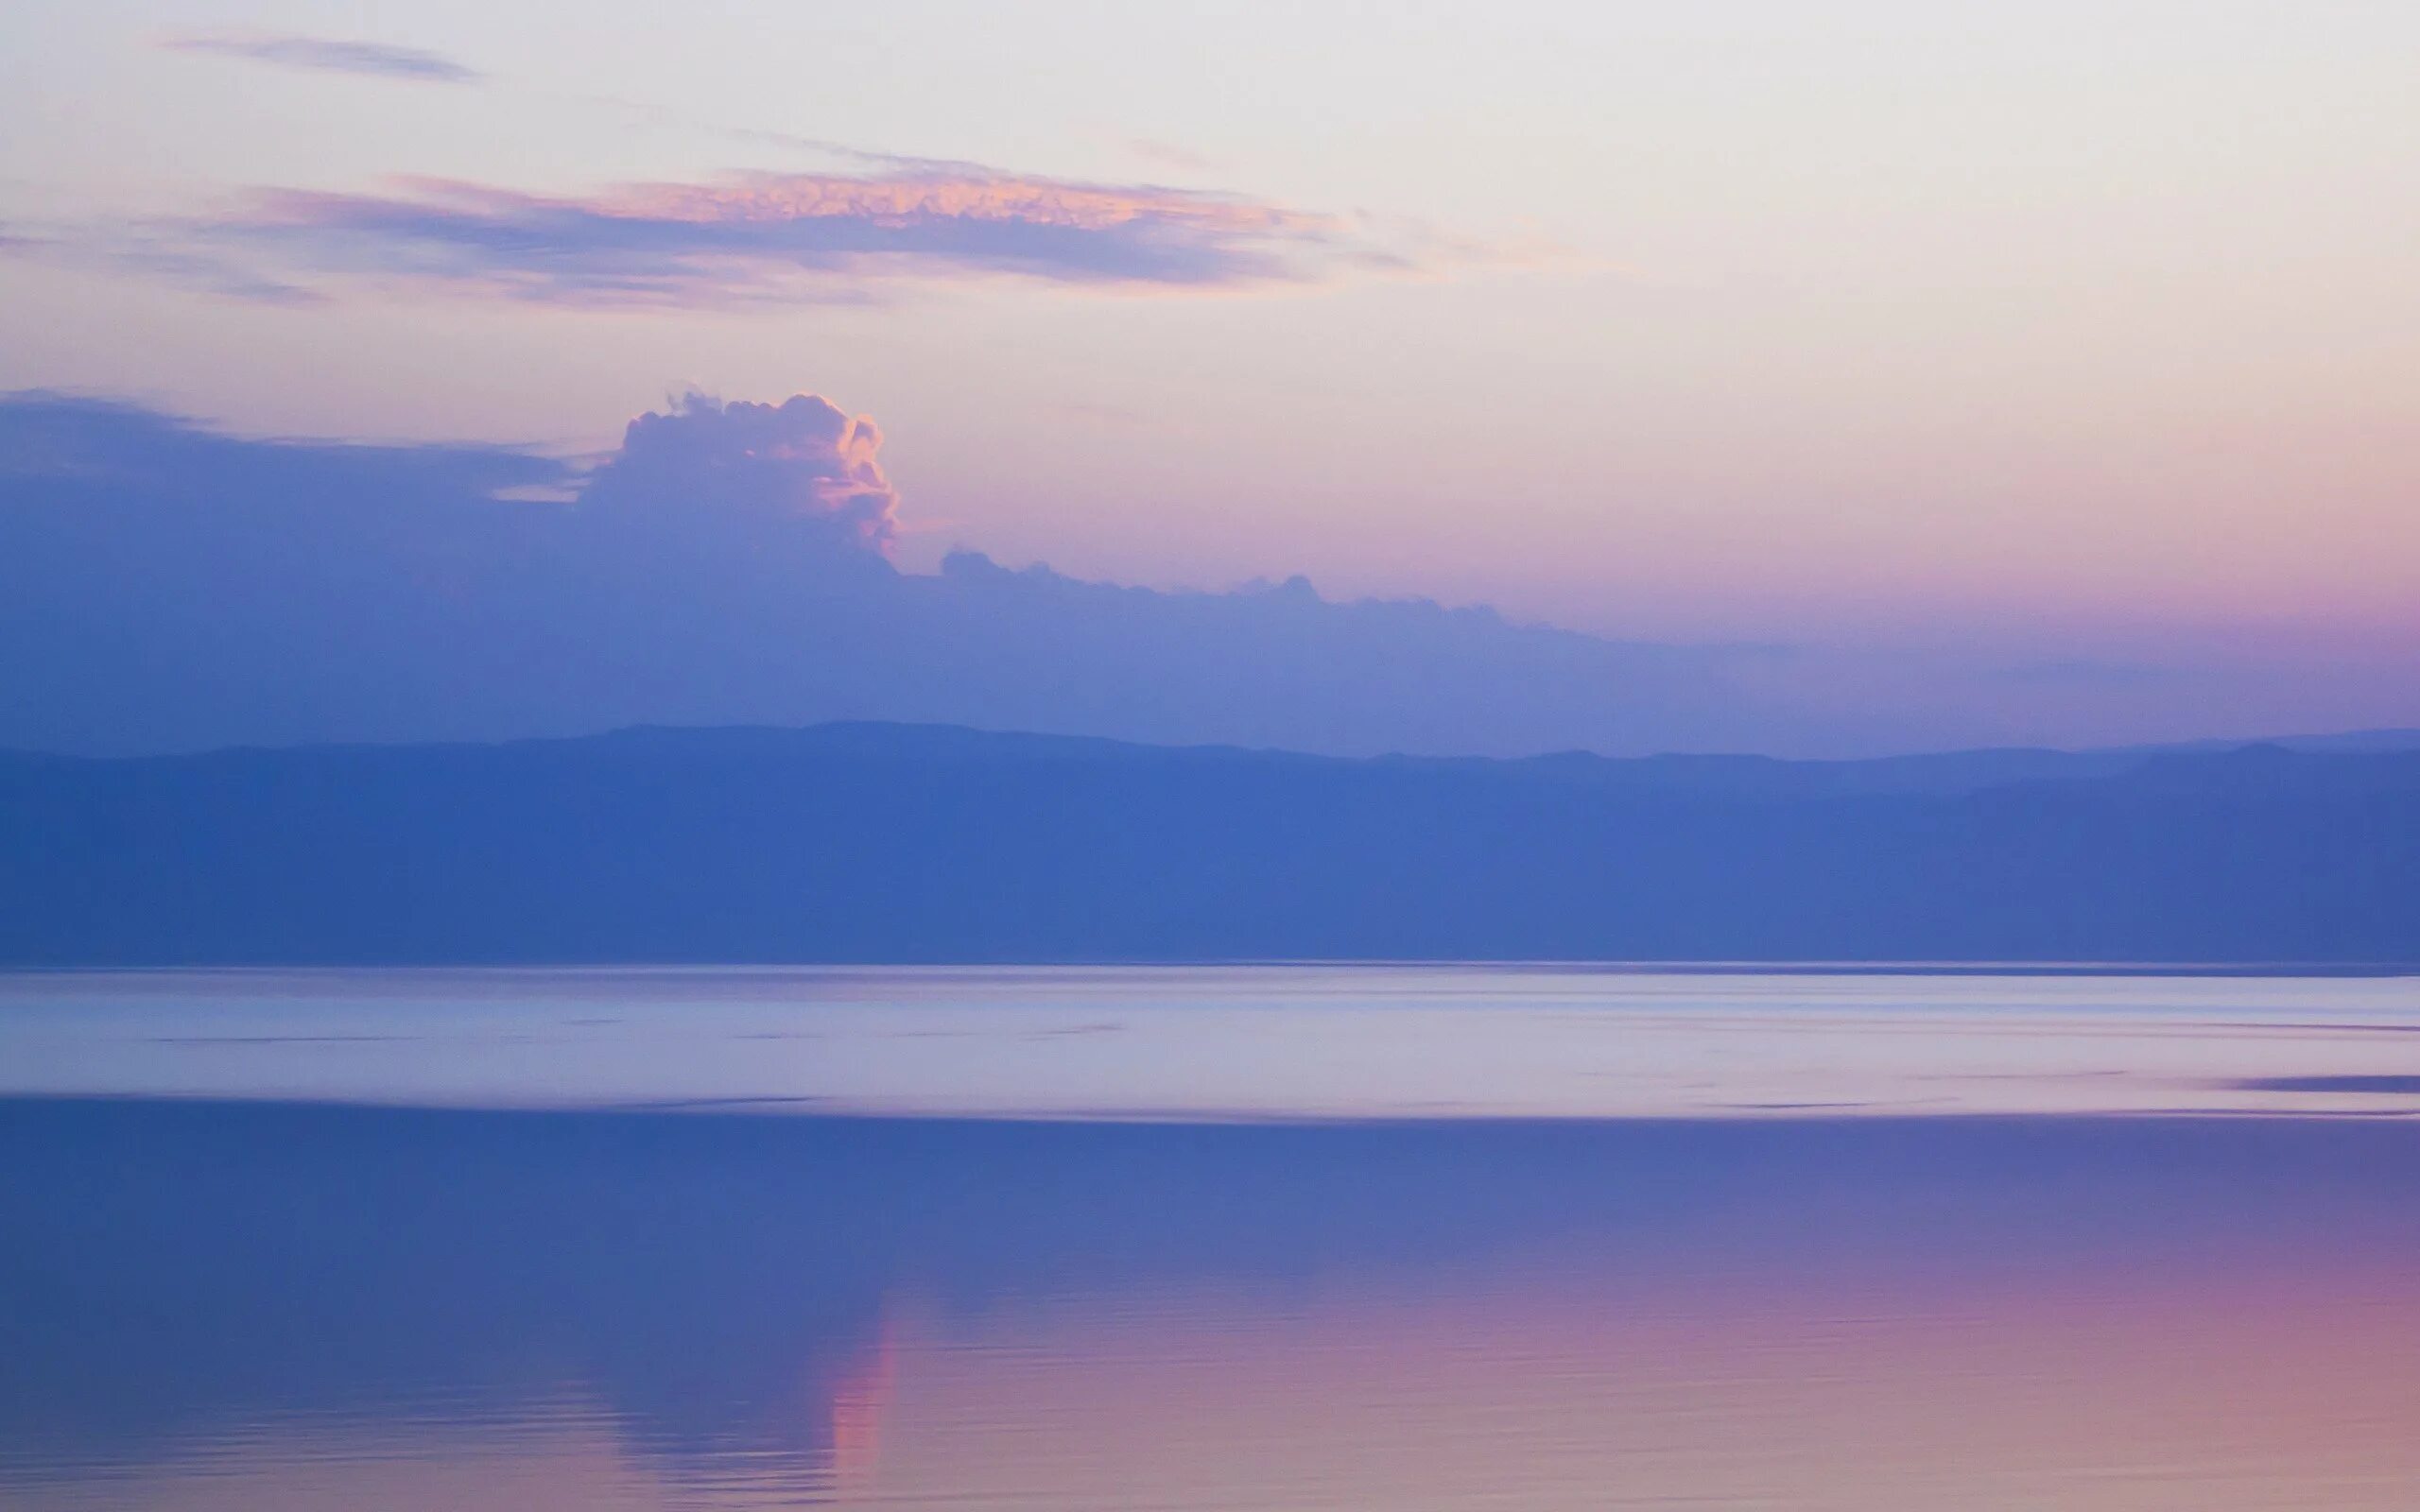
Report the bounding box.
[5,966,2420,1509]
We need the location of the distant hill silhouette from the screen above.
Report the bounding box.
[1,723,2414,965]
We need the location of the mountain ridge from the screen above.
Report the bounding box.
[2,721,2414,967]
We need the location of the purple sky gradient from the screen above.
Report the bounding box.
[1,3,2413,749]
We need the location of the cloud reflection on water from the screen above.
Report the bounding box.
[7,1101,2420,1508]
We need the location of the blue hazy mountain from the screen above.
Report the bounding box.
[2,723,2412,965]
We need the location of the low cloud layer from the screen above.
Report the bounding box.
[75,167,1380,305]
[158,31,481,84]
[2,391,2397,761]
[0,390,1806,757]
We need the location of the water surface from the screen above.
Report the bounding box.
[4,964,2419,1118]
[5,967,2419,1509]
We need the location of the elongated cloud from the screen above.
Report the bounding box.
[158,31,480,84]
[117,167,1381,304]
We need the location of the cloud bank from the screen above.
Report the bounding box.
[0,390,1808,758]
[3,390,2398,759]
[158,31,481,84]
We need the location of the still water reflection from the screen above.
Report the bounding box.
[3,965,2420,1117]
[3,969,2419,1508]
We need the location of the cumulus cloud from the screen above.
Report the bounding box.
[582,394,901,549]
[158,30,481,83]
[55,166,1381,305]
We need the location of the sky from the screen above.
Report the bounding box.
[1,2,2415,752]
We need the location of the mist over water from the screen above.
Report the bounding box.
[3,966,2419,1119]
[6,967,2420,1509]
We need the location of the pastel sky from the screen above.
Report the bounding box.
[2,2,2415,739]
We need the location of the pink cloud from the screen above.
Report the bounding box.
[582,393,902,550]
[146,166,1377,305]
